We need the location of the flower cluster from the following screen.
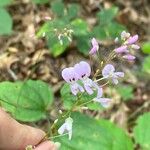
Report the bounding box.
[114,31,140,61]
[58,31,139,140]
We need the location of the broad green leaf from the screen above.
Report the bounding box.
[97,6,118,25]
[71,18,89,36]
[0,80,53,122]
[67,3,79,20]
[133,113,150,150]
[115,85,134,101]
[141,42,150,54]
[93,25,108,40]
[61,83,103,110]
[142,55,150,74]
[0,8,12,35]
[51,0,65,17]
[0,0,12,7]
[32,0,49,4]
[47,34,70,57]
[106,22,126,39]
[76,35,91,55]
[55,112,133,150]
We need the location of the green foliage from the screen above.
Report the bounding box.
[116,85,134,101]
[141,42,150,54]
[93,6,126,40]
[0,0,12,7]
[61,83,103,110]
[32,0,49,4]
[133,113,150,150]
[0,8,12,35]
[0,80,53,122]
[142,55,150,74]
[55,112,133,150]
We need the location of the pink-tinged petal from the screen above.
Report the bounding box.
[89,38,99,55]
[102,64,115,77]
[114,45,128,53]
[123,54,136,61]
[91,38,99,47]
[112,77,119,84]
[114,72,124,77]
[84,85,93,95]
[62,67,78,83]
[89,47,98,55]
[74,61,91,78]
[127,34,138,45]
[131,44,140,50]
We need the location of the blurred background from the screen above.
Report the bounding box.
[0,0,150,149]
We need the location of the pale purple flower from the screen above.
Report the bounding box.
[62,67,84,95]
[93,88,111,108]
[102,64,124,84]
[114,45,128,53]
[94,97,111,108]
[123,54,136,61]
[126,34,138,45]
[74,61,102,97]
[89,38,99,55]
[58,117,73,140]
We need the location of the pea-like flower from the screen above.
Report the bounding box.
[62,67,84,95]
[58,117,73,140]
[74,61,102,97]
[89,38,99,55]
[102,64,124,84]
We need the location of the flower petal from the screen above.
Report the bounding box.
[115,45,128,53]
[102,64,115,77]
[62,67,79,83]
[127,34,138,45]
[123,54,136,61]
[58,123,66,135]
[114,72,124,77]
[112,77,119,84]
[74,61,91,78]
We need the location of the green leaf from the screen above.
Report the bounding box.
[32,0,49,4]
[0,8,12,35]
[97,6,118,25]
[61,83,103,110]
[133,113,150,150]
[141,42,150,54]
[76,35,91,55]
[0,0,12,7]
[115,85,134,101]
[0,80,53,122]
[93,22,125,40]
[142,55,150,74]
[67,3,80,20]
[71,18,89,36]
[47,34,70,57]
[56,112,133,150]
[51,0,65,17]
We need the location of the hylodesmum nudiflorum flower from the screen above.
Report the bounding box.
[62,67,84,95]
[92,87,111,108]
[115,31,140,61]
[74,61,102,97]
[102,64,124,85]
[58,117,73,140]
[89,38,99,55]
